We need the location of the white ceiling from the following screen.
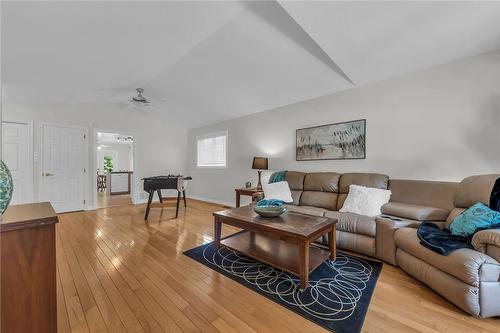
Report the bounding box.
[3,1,500,128]
[279,1,500,86]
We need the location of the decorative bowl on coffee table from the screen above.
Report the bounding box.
[254,206,287,218]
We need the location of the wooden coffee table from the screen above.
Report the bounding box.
[213,206,337,289]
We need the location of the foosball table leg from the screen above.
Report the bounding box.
[183,190,187,207]
[175,191,181,218]
[145,190,154,220]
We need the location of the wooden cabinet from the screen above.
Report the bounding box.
[109,171,132,195]
[1,202,58,332]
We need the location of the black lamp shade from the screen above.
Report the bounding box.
[252,157,268,170]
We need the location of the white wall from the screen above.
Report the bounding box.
[187,50,500,206]
[97,143,133,172]
[2,103,187,207]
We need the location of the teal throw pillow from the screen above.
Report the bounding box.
[449,202,500,237]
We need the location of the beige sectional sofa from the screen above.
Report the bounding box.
[255,171,500,317]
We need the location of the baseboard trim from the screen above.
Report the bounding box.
[88,194,234,208]
[187,195,234,208]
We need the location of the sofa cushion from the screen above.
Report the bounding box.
[285,171,306,191]
[381,202,450,221]
[337,173,389,210]
[325,210,376,237]
[284,172,305,205]
[284,204,325,217]
[300,191,338,211]
[303,172,340,192]
[336,230,376,256]
[290,190,302,206]
[388,179,457,211]
[454,174,500,208]
[445,208,466,229]
[394,228,499,287]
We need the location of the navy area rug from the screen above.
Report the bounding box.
[184,239,382,333]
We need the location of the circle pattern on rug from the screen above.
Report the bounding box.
[202,244,374,321]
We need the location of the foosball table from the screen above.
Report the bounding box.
[142,175,192,219]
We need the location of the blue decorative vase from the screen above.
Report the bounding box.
[0,160,14,215]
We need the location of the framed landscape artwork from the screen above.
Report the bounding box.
[296,119,366,161]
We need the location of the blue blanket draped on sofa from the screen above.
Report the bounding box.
[417,222,473,255]
[417,222,500,255]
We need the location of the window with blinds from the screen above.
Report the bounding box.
[196,131,227,168]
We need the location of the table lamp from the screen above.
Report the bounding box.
[252,157,268,190]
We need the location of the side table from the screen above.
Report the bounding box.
[235,188,263,207]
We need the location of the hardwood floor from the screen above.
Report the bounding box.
[96,192,133,209]
[56,200,499,332]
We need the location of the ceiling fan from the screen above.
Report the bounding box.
[126,87,167,111]
[129,88,150,105]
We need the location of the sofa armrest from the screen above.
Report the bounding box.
[472,229,500,262]
[376,217,419,265]
[381,202,449,221]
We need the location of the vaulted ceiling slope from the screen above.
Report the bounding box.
[2,1,500,128]
[278,1,500,86]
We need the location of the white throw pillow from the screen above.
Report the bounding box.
[339,185,391,217]
[260,170,273,186]
[262,181,293,203]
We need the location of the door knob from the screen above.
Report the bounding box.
[44,172,55,176]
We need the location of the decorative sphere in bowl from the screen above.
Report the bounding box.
[254,206,287,218]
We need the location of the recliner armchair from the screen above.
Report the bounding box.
[394,175,500,317]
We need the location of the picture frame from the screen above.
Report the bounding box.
[296,119,366,161]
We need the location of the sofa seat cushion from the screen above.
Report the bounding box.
[394,228,500,287]
[336,230,376,256]
[325,210,376,237]
[381,202,449,221]
[284,204,325,217]
[300,191,338,211]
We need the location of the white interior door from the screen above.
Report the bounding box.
[1,122,33,204]
[41,124,86,213]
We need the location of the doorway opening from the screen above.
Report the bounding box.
[95,131,135,208]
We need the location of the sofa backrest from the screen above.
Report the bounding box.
[281,171,498,220]
[388,179,458,211]
[337,173,389,210]
[285,171,306,205]
[445,174,500,228]
[299,172,341,210]
[454,174,499,208]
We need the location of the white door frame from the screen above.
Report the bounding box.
[39,122,89,210]
[92,128,137,208]
[2,120,34,203]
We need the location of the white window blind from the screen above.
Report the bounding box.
[197,131,227,167]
